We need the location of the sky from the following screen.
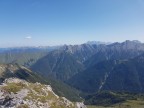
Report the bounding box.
[0,0,144,47]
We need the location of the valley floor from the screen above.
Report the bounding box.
[87,99,144,108]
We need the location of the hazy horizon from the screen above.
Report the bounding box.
[0,40,142,48]
[0,0,144,47]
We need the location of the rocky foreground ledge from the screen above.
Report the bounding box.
[0,78,86,108]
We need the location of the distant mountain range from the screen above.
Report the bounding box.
[1,40,144,107]
[1,40,144,98]
[31,40,144,81]
[0,46,61,67]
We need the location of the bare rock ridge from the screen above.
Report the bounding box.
[0,78,87,108]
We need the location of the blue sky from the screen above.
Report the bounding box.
[0,0,144,47]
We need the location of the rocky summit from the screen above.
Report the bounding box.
[0,78,86,108]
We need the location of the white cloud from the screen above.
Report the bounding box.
[25,36,32,39]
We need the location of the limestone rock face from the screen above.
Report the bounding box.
[0,78,87,108]
[75,102,87,108]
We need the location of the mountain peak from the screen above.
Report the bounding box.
[86,41,111,45]
[123,40,141,44]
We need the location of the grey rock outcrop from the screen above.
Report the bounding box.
[0,78,87,108]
